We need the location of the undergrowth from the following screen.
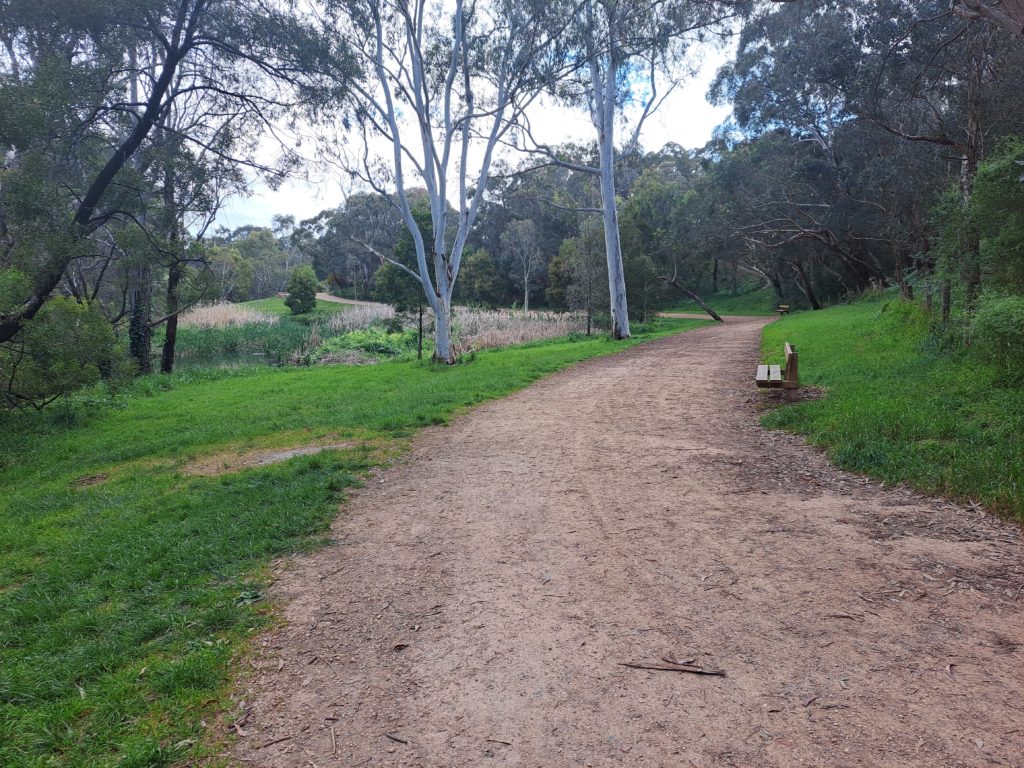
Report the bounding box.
[761,298,1024,519]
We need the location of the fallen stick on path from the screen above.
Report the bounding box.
[621,662,725,677]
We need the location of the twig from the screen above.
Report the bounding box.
[486,738,513,746]
[384,733,408,745]
[256,735,292,749]
[621,662,725,676]
[331,726,337,755]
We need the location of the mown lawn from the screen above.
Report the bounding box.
[761,300,1024,519]
[0,319,706,768]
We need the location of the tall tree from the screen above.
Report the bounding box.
[334,0,574,362]
[0,0,350,345]
[515,0,743,338]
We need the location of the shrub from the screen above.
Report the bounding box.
[972,294,1024,373]
[0,298,117,409]
[284,266,318,315]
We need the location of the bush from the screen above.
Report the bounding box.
[284,266,318,315]
[0,298,117,409]
[972,294,1024,373]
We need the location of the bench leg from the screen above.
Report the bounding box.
[784,387,799,402]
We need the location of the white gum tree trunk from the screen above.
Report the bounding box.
[343,0,569,363]
[588,26,631,339]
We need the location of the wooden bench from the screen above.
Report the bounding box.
[776,304,790,315]
[756,342,799,401]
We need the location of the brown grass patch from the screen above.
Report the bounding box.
[182,441,363,477]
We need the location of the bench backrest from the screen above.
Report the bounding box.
[783,342,798,383]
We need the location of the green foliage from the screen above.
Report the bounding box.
[0,319,702,767]
[971,294,1024,374]
[457,248,503,307]
[284,265,319,315]
[373,200,433,312]
[312,327,419,360]
[971,138,1024,294]
[0,298,119,409]
[373,262,423,312]
[0,268,31,312]
[762,299,1024,519]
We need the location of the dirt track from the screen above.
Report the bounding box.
[232,317,1024,767]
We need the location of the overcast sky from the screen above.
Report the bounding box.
[215,46,733,232]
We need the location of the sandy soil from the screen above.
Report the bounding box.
[231,317,1024,768]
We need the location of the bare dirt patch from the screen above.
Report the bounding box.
[183,441,358,477]
[229,316,1024,767]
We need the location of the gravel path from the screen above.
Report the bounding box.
[233,317,1024,767]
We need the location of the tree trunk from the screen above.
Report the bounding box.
[417,301,423,360]
[941,280,952,323]
[712,258,719,294]
[664,277,724,323]
[592,51,630,340]
[523,272,529,312]
[129,264,153,374]
[160,159,180,374]
[161,261,182,374]
[793,261,821,310]
[433,298,455,363]
[895,252,913,301]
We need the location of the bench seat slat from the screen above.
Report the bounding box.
[755,364,770,386]
[769,364,782,382]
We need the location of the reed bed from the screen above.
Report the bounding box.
[324,303,396,333]
[179,302,279,329]
[453,308,588,352]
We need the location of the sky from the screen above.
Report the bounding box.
[215,45,733,232]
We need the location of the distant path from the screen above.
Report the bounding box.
[234,317,1024,767]
[316,292,387,307]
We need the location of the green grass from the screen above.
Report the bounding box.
[241,296,349,316]
[761,299,1024,519]
[0,318,707,768]
[666,285,778,316]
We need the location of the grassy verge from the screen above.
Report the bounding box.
[0,318,707,768]
[761,300,1023,519]
[666,285,778,316]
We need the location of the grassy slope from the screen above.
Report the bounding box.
[762,301,1023,519]
[666,286,778,316]
[0,319,706,768]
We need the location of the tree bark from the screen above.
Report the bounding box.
[433,298,455,363]
[590,40,630,340]
[161,261,182,374]
[793,260,821,310]
[128,264,153,374]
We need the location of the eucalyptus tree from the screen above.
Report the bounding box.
[0,0,350,348]
[330,0,575,362]
[502,219,544,310]
[513,0,744,338]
